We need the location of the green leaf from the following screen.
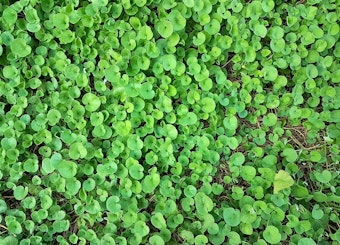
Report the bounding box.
[270,38,285,53]
[193,32,206,46]
[58,160,78,179]
[261,0,275,12]
[298,238,316,245]
[156,19,173,38]
[7,220,22,234]
[22,196,36,209]
[133,221,150,237]
[50,153,63,168]
[240,222,253,235]
[240,166,256,181]
[65,64,80,80]
[204,19,220,35]
[47,109,61,125]
[0,199,8,213]
[162,54,177,71]
[1,137,17,150]
[226,137,239,150]
[127,134,143,151]
[263,226,281,244]
[227,231,241,245]
[129,163,144,180]
[194,192,213,214]
[329,110,340,122]
[262,66,278,81]
[309,150,321,162]
[149,235,164,245]
[291,185,309,198]
[40,195,53,210]
[306,64,318,79]
[168,10,186,31]
[25,6,40,24]
[69,142,87,160]
[163,124,177,139]
[106,196,121,212]
[273,170,294,194]
[10,38,31,57]
[82,93,101,112]
[254,22,267,38]
[52,220,69,233]
[223,207,241,227]
[90,112,104,127]
[200,97,216,113]
[312,205,324,220]
[240,204,257,224]
[41,159,54,175]
[194,234,208,245]
[231,0,243,12]
[244,46,256,62]
[151,212,166,230]
[184,185,197,198]
[52,13,69,29]
[2,7,17,26]
[140,82,155,100]
[23,159,39,173]
[301,31,315,45]
[66,178,81,196]
[142,171,160,193]
[14,186,28,200]
[3,66,18,79]
[57,30,75,44]
[281,148,298,163]
[92,0,108,6]
[223,116,238,131]
[314,170,332,183]
[183,0,194,7]
[230,152,245,166]
[263,113,277,127]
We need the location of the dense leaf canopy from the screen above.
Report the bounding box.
[0,0,339,244]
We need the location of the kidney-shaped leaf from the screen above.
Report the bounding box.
[263,226,281,244]
[82,93,101,112]
[10,38,31,57]
[273,170,294,194]
[58,160,77,179]
[223,207,241,227]
[106,196,121,212]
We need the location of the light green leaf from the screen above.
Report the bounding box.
[129,163,144,180]
[69,142,87,160]
[82,93,101,112]
[57,30,75,44]
[273,170,294,194]
[156,19,173,38]
[10,38,31,57]
[58,160,78,179]
[223,207,241,227]
[298,238,316,245]
[14,186,28,200]
[194,192,213,214]
[151,213,166,230]
[52,13,69,29]
[200,97,216,114]
[2,7,17,26]
[92,0,108,6]
[3,66,18,79]
[106,196,121,212]
[263,226,281,244]
[7,220,22,234]
[281,148,298,163]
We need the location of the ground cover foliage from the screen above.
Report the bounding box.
[0,0,339,244]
